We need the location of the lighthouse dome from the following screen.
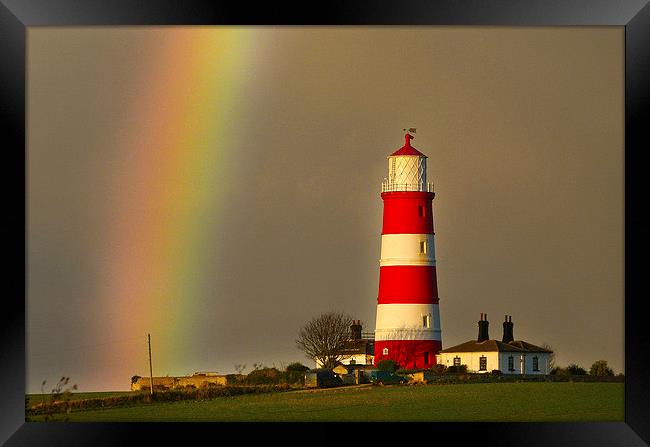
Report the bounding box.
[390,133,426,157]
[382,134,433,193]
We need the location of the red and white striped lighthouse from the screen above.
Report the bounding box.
[373,132,442,369]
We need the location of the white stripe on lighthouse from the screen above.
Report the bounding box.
[374,303,442,341]
[380,233,436,266]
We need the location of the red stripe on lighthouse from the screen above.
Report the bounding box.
[374,339,442,370]
[377,265,439,304]
[382,191,435,235]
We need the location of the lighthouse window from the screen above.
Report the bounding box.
[422,314,431,328]
[383,348,389,356]
[532,356,539,371]
[423,352,429,365]
[419,241,427,254]
[479,356,487,371]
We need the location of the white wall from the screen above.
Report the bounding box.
[438,351,550,374]
[315,353,373,368]
[438,351,499,373]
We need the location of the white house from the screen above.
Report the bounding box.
[436,314,552,375]
[315,320,375,368]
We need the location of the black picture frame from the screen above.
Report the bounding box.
[2,0,648,445]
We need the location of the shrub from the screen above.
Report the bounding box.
[225,374,244,385]
[490,370,502,376]
[286,362,309,372]
[131,375,141,385]
[446,365,467,374]
[550,366,568,375]
[430,364,447,374]
[285,362,310,384]
[589,360,614,377]
[566,364,587,375]
[377,360,399,372]
[246,367,282,385]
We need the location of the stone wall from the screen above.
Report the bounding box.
[131,374,228,391]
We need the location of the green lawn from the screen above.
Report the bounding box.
[29,382,624,422]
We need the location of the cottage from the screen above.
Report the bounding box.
[436,314,552,375]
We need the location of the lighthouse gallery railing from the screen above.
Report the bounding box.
[381,180,434,193]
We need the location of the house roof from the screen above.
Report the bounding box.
[438,339,552,354]
[507,340,553,353]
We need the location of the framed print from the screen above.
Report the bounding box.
[1,0,648,445]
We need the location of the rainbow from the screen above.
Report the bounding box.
[96,28,261,385]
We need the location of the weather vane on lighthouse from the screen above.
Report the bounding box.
[402,127,417,136]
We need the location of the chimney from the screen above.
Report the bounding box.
[502,315,514,343]
[351,320,362,340]
[477,313,489,342]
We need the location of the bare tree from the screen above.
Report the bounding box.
[295,311,354,369]
[541,343,556,371]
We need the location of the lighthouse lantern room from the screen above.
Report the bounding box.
[374,132,442,370]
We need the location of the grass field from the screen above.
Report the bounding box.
[28,382,624,422]
[27,391,132,408]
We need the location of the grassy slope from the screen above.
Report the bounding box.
[33,382,624,422]
[27,391,132,407]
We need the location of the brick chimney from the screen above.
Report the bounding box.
[477,313,489,342]
[351,320,362,340]
[502,315,514,343]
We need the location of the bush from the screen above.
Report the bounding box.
[245,367,282,385]
[377,360,399,372]
[225,374,244,385]
[566,364,587,375]
[131,375,141,385]
[589,360,614,377]
[490,370,502,376]
[286,362,309,372]
[285,362,310,384]
[430,364,447,374]
[446,365,467,374]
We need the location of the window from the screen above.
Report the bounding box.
[423,352,429,365]
[479,356,487,371]
[508,356,515,371]
[422,314,431,328]
[532,356,539,372]
[418,205,425,218]
[383,348,389,356]
[419,241,427,254]
[453,356,461,367]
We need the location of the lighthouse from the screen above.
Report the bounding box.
[373,132,442,369]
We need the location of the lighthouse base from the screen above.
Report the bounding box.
[374,339,442,370]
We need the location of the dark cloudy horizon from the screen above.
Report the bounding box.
[27,26,624,392]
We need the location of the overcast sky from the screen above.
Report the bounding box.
[27,26,623,392]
